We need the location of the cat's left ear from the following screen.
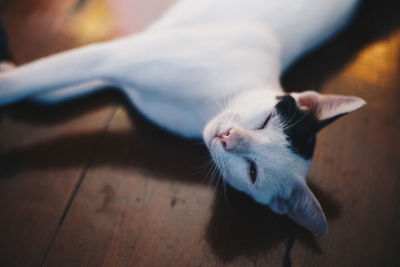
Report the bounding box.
[291,90,366,129]
[269,178,327,235]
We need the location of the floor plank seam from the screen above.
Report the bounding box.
[283,222,296,267]
[39,107,117,266]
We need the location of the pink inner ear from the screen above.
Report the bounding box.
[297,92,320,113]
[294,91,366,121]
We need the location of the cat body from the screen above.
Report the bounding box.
[0,0,365,234]
[0,0,359,138]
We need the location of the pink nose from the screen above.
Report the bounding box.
[217,128,239,151]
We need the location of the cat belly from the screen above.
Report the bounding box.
[124,88,214,139]
[150,0,359,70]
[109,22,281,99]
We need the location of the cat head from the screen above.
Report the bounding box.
[203,89,365,234]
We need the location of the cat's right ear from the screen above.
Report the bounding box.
[291,91,366,130]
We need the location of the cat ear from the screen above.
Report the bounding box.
[269,179,327,235]
[291,91,366,129]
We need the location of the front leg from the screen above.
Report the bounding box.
[0,42,118,105]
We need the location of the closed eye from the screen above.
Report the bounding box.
[258,113,272,130]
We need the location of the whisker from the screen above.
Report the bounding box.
[283,109,308,131]
[207,161,222,191]
[222,180,231,208]
[191,141,205,146]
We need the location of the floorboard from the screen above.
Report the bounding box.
[0,0,399,266]
[0,102,116,266]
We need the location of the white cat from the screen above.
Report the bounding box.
[0,0,365,234]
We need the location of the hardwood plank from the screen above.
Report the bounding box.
[28,4,400,267]
[44,107,290,266]
[0,1,119,266]
[290,31,400,267]
[1,0,399,266]
[0,101,116,266]
[0,0,179,265]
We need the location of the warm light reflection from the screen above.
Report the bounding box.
[64,0,176,45]
[67,0,117,45]
[343,31,400,86]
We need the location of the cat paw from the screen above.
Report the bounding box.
[0,61,16,72]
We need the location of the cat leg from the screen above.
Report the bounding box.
[31,80,117,104]
[0,42,115,106]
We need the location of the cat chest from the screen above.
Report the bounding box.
[125,89,216,139]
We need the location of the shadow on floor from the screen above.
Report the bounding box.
[206,181,341,263]
[0,90,342,262]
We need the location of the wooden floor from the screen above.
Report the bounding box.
[0,0,399,266]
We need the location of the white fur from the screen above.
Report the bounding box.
[0,0,360,137]
[0,0,363,234]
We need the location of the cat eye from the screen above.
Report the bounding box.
[258,114,272,130]
[249,160,257,183]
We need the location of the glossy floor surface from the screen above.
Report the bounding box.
[0,0,399,266]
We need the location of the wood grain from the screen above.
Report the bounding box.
[0,100,116,266]
[0,0,399,266]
